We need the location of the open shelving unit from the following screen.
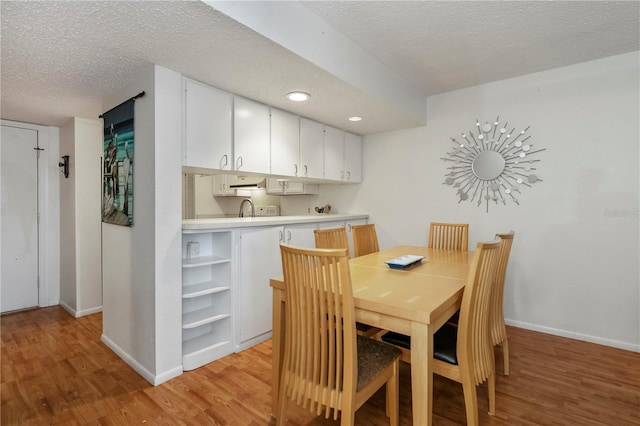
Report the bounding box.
[181,230,233,371]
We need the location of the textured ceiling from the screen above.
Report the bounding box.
[302,1,640,96]
[1,1,638,135]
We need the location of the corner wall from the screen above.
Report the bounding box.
[101,65,182,384]
[59,117,103,317]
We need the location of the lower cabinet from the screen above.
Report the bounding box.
[181,230,233,371]
[235,223,318,351]
[236,226,282,351]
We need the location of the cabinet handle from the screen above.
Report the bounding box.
[287,231,292,243]
[347,223,352,232]
[279,230,283,242]
[221,154,228,169]
[347,171,351,180]
[294,164,298,176]
[304,165,308,176]
[236,156,243,170]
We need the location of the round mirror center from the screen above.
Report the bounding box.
[472,151,505,180]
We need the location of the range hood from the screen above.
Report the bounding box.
[228,175,266,189]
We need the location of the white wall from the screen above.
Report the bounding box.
[59,121,76,310]
[59,118,103,317]
[101,65,183,385]
[323,52,640,351]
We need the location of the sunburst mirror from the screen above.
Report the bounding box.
[442,116,545,212]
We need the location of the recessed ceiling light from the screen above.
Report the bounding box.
[286,91,310,102]
[348,116,363,122]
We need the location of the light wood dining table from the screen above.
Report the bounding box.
[270,245,474,426]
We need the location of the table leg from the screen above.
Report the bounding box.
[410,321,433,426]
[271,288,285,416]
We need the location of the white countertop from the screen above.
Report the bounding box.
[182,214,368,230]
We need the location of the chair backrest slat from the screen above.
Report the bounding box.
[351,224,380,257]
[490,231,515,346]
[458,239,501,384]
[428,222,469,251]
[314,227,350,258]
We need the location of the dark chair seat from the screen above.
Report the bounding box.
[357,335,401,391]
[380,323,459,365]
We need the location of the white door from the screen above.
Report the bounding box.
[1,125,39,312]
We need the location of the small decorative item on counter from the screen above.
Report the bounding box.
[314,204,332,214]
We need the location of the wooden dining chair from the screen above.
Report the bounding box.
[491,231,515,375]
[428,222,469,251]
[381,239,503,426]
[315,226,380,338]
[277,245,401,426]
[350,224,384,337]
[314,227,351,258]
[351,224,380,257]
[445,231,515,375]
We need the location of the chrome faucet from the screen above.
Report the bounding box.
[239,198,255,218]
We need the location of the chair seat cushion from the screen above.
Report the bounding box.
[380,323,459,365]
[356,335,401,391]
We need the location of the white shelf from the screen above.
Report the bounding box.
[182,281,230,299]
[181,229,233,370]
[183,307,230,329]
[182,333,233,371]
[182,255,230,268]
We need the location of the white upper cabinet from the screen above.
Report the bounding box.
[183,78,233,170]
[343,132,362,183]
[323,125,345,181]
[270,108,300,177]
[266,178,319,195]
[299,118,324,179]
[234,96,270,174]
[323,126,362,183]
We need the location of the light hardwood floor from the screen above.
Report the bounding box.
[1,306,638,425]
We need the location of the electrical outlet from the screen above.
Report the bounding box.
[186,242,200,259]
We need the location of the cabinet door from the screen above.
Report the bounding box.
[344,132,362,183]
[234,96,270,174]
[266,178,285,194]
[299,118,324,179]
[237,226,283,350]
[183,78,233,170]
[270,108,299,177]
[282,223,317,248]
[323,125,344,181]
[212,175,236,196]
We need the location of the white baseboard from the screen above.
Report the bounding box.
[235,331,272,353]
[76,306,102,317]
[505,319,640,353]
[59,302,102,318]
[101,333,183,386]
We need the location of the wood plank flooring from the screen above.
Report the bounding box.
[1,306,638,425]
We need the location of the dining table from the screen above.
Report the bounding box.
[270,245,475,426]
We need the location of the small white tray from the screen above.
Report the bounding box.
[384,255,425,269]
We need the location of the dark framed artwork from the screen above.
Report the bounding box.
[102,98,134,226]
